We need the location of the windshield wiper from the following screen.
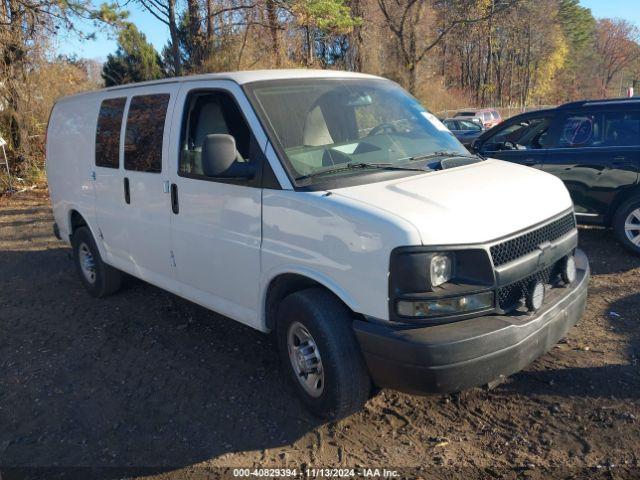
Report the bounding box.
[295,162,426,182]
[407,150,477,162]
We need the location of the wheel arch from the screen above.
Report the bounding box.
[607,185,640,226]
[65,207,104,259]
[69,209,88,236]
[262,270,361,331]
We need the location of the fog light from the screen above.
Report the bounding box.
[526,280,545,311]
[561,255,576,284]
[397,291,494,318]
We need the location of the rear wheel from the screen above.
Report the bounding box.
[613,197,640,255]
[276,288,371,420]
[71,226,122,297]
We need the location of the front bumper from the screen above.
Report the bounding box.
[354,249,589,395]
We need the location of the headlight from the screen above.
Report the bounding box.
[389,247,495,323]
[430,254,453,287]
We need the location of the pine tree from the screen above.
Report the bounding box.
[102,23,164,86]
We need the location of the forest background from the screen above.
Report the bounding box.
[1,0,638,190]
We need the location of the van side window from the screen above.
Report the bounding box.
[179,91,251,177]
[125,94,170,173]
[95,97,126,168]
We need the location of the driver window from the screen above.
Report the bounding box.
[514,117,553,149]
[490,124,524,144]
[179,91,251,176]
[488,117,552,150]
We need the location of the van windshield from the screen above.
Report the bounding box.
[244,78,468,187]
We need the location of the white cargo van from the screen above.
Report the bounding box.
[47,70,589,419]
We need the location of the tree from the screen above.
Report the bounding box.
[290,0,359,66]
[102,23,164,86]
[377,0,518,94]
[185,0,206,69]
[266,0,282,66]
[594,18,640,94]
[553,0,596,101]
[0,0,124,186]
[558,0,595,53]
[134,0,182,75]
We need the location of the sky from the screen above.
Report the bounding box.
[55,0,640,62]
[55,4,169,61]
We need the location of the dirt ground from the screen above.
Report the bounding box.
[1,188,639,479]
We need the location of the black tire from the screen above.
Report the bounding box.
[276,288,371,420]
[71,226,122,297]
[613,196,640,255]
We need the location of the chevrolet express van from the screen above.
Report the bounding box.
[46,70,589,420]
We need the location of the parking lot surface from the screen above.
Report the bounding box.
[1,189,639,478]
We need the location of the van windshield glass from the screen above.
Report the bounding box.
[245,79,468,186]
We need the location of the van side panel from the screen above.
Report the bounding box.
[46,96,101,245]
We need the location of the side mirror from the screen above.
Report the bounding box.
[201,134,255,179]
[471,139,482,152]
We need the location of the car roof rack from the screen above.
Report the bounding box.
[559,97,640,109]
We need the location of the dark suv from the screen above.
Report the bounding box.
[472,98,640,254]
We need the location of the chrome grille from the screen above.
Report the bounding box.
[490,213,576,267]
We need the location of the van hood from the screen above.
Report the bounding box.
[331,159,573,246]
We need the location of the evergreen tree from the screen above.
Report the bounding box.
[554,0,597,100]
[102,23,164,86]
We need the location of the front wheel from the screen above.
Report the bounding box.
[613,197,640,255]
[276,288,371,420]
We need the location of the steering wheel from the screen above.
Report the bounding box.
[367,122,398,136]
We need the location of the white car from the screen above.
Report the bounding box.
[46,70,589,419]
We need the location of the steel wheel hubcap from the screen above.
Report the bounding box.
[624,208,640,246]
[79,242,97,284]
[287,322,324,397]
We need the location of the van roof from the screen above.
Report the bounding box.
[58,69,384,102]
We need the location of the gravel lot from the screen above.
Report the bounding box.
[1,188,639,479]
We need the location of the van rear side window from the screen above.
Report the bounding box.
[95,97,126,168]
[124,94,170,173]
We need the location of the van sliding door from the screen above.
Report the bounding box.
[120,85,181,292]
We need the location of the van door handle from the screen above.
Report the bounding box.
[170,183,179,214]
[123,177,130,204]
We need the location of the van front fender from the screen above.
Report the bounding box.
[259,266,362,331]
